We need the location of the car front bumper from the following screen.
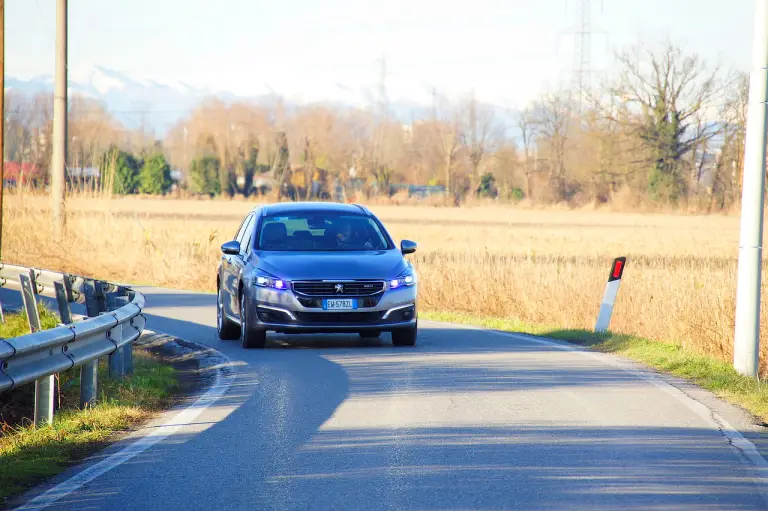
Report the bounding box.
[246,284,418,334]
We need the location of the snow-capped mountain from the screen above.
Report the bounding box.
[5,66,229,135]
[4,66,516,138]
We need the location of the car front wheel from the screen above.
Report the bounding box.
[217,286,240,340]
[240,292,267,349]
[392,324,417,346]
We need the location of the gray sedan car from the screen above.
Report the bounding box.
[216,202,418,349]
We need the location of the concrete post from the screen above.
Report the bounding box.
[734,0,768,377]
[51,0,67,236]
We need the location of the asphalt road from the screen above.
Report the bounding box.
[7,286,768,510]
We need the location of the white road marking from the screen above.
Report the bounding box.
[488,328,768,509]
[14,353,235,511]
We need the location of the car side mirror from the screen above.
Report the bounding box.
[221,240,241,255]
[401,240,417,255]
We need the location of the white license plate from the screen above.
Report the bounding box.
[323,299,357,310]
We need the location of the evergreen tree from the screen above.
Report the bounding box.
[138,153,172,195]
[189,156,221,197]
[100,146,140,195]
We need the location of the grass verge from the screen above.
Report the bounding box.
[0,348,178,504]
[423,311,768,424]
[0,306,60,338]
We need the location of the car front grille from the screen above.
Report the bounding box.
[294,311,384,324]
[292,281,385,297]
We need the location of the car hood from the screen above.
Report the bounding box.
[252,250,408,281]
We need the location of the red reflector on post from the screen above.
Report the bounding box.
[608,257,627,283]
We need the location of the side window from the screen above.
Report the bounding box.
[242,217,257,254]
[234,214,253,244]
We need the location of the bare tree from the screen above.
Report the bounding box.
[431,95,463,203]
[607,40,724,202]
[462,93,497,196]
[516,106,539,199]
[534,92,573,202]
[712,72,749,211]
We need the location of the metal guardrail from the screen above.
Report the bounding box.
[0,263,146,425]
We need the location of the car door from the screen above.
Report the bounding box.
[228,214,255,314]
[222,213,253,316]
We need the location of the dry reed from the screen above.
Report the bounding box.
[5,193,765,372]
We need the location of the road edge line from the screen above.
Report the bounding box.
[12,330,236,511]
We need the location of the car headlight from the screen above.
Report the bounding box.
[389,269,416,290]
[253,272,288,290]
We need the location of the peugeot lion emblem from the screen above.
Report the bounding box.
[335,284,344,294]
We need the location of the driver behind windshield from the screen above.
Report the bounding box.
[333,219,373,249]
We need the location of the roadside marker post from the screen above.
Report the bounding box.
[595,257,627,334]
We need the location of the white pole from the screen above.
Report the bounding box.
[734,0,768,378]
[595,257,626,333]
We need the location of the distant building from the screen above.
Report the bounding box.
[389,183,446,199]
[3,162,44,186]
[68,167,100,179]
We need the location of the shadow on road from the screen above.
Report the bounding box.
[8,287,768,510]
[45,424,767,511]
[259,424,765,511]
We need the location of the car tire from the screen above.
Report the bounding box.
[217,286,240,340]
[392,324,417,346]
[359,331,381,339]
[240,292,267,349]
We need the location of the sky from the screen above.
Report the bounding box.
[5,0,757,108]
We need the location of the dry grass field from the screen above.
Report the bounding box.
[4,192,763,372]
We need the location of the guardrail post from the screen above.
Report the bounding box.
[114,296,134,375]
[124,342,134,375]
[20,274,41,333]
[80,279,100,409]
[21,274,54,426]
[95,281,108,316]
[34,376,55,426]
[54,281,73,325]
[108,323,124,378]
[79,361,98,409]
[62,274,75,303]
[84,279,101,318]
[28,268,40,295]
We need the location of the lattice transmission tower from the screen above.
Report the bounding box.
[565,0,605,111]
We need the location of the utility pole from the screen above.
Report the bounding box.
[733,0,768,378]
[0,0,5,261]
[51,0,67,236]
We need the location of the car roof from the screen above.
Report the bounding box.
[257,202,371,216]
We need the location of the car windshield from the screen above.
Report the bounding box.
[257,213,391,252]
